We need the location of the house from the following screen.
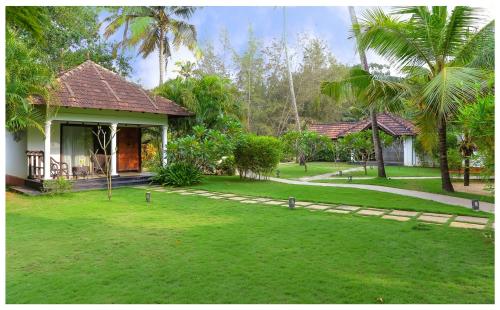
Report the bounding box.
[5,60,192,188]
[308,113,419,166]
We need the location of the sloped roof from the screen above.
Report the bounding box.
[38,60,192,116]
[309,113,417,139]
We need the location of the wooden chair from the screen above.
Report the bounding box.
[91,153,107,175]
[50,157,69,179]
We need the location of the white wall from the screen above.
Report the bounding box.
[403,136,420,166]
[52,107,169,126]
[6,131,27,178]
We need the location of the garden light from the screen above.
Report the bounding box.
[146,191,151,203]
[288,197,295,209]
[472,199,480,211]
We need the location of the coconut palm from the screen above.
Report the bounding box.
[347,6,388,178]
[103,6,198,86]
[357,6,494,192]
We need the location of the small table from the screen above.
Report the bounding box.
[72,166,90,179]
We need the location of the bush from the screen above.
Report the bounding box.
[215,156,236,176]
[152,162,202,187]
[234,134,282,179]
[42,177,73,195]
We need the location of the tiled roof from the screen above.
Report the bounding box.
[309,113,417,139]
[37,60,193,116]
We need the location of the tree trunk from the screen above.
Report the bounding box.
[370,110,386,178]
[363,161,367,175]
[349,6,386,178]
[464,157,470,186]
[159,33,165,86]
[283,7,300,131]
[438,119,454,192]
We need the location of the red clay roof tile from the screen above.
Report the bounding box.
[38,60,193,116]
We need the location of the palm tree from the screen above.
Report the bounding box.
[103,6,198,86]
[357,6,493,192]
[348,6,387,178]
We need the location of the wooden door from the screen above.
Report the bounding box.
[117,127,141,172]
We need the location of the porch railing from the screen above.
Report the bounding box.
[26,150,44,179]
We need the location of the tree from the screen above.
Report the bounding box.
[91,126,118,201]
[340,130,393,175]
[233,25,265,132]
[281,130,332,172]
[6,26,53,133]
[357,6,494,191]
[348,6,387,179]
[103,6,198,86]
[155,74,242,130]
[455,93,494,187]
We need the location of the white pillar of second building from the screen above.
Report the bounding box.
[161,124,168,166]
[43,120,52,180]
[110,123,118,176]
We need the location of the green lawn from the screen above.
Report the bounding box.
[329,165,444,177]
[6,188,494,303]
[275,162,353,179]
[192,176,492,218]
[318,178,494,203]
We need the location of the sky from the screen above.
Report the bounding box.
[102,6,492,89]
[102,6,387,89]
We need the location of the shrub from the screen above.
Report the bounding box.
[42,177,73,195]
[152,162,202,187]
[234,134,282,179]
[215,156,236,176]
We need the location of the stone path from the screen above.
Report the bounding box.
[133,185,493,231]
[297,166,364,181]
[267,177,495,213]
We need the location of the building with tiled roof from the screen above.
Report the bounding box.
[309,113,419,166]
[7,60,194,186]
[309,113,417,140]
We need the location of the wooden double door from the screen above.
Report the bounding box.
[117,127,141,172]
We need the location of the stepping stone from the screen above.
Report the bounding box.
[418,215,450,224]
[449,222,485,230]
[241,200,258,204]
[220,193,237,197]
[253,198,272,202]
[390,210,419,217]
[295,201,314,206]
[180,192,196,195]
[306,204,332,211]
[422,212,452,218]
[326,209,350,214]
[198,193,216,196]
[208,196,224,199]
[228,196,247,201]
[382,215,411,222]
[170,189,188,193]
[264,200,286,205]
[336,205,360,211]
[357,209,385,216]
[454,216,489,225]
[193,190,209,194]
[153,188,167,192]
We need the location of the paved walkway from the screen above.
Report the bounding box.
[133,185,493,230]
[298,167,364,181]
[268,177,495,213]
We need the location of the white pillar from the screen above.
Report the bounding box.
[110,123,118,176]
[161,124,168,166]
[43,120,52,180]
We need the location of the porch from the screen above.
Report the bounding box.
[24,118,168,190]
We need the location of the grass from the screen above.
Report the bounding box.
[191,176,492,218]
[318,178,494,203]
[6,188,494,304]
[275,162,353,179]
[328,165,444,178]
